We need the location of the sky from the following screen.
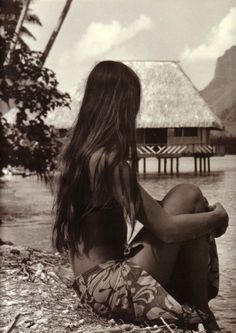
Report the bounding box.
[24,0,236,94]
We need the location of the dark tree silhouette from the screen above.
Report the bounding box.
[0,0,42,50]
[0,2,71,177]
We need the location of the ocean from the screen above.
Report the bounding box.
[1,155,236,332]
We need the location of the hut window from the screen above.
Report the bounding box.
[183,128,198,136]
[136,129,145,143]
[145,128,167,144]
[174,128,182,137]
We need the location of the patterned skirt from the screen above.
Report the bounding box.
[72,235,219,326]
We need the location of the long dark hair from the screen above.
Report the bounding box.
[53,61,141,255]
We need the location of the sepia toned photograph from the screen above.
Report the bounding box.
[0,0,235,332]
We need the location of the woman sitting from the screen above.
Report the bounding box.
[53,61,228,332]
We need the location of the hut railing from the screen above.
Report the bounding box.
[137,143,224,157]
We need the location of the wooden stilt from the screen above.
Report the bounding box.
[194,157,197,175]
[203,158,206,173]
[135,143,215,176]
[158,158,161,174]
[170,158,173,175]
[164,158,167,175]
[207,157,210,173]
[199,157,202,174]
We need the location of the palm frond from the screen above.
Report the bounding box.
[17,37,30,50]
[26,12,42,26]
[20,25,36,40]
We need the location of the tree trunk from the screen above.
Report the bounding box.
[41,0,73,66]
[5,0,32,65]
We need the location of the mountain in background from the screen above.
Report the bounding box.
[200,46,236,135]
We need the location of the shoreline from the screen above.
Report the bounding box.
[1,156,235,332]
[0,241,201,333]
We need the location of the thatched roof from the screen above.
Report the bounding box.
[4,61,223,130]
[127,61,223,129]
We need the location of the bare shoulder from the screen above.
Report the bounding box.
[88,149,117,184]
[89,149,131,182]
[89,149,113,170]
[90,149,123,168]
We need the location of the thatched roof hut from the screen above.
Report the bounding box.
[126,61,223,130]
[4,61,223,131]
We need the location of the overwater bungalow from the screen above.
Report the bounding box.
[4,61,224,175]
[124,61,224,174]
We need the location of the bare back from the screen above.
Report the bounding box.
[71,149,127,276]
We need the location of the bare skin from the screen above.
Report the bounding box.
[129,184,222,331]
[71,156,228,332]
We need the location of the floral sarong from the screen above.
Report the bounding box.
[73,259,207,326]
[72,233,219,326]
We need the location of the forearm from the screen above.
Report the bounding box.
[164,211,220,242]
[137,204,219,243]
[136,185,225,243]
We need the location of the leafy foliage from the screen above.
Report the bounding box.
[0,115,13,172]
[0,0,71,177]
[0,44,71,176]
[0,0,42,50]
[1,47,70,122]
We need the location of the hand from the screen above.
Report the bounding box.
[211,202,229,237]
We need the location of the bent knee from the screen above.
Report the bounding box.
[162,183,205,214]
[176,183,203,202]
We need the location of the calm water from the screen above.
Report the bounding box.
[0,155,236,332]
